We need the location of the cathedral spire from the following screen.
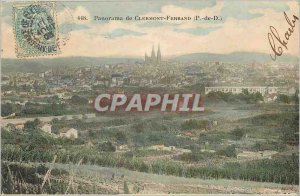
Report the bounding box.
[157,44,161,64]
[151,44,156,64]
[145,44,162,65]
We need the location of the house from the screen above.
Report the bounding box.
[15,123,25,130]
[38,122,52,134]
[59,128,78,139]
[264,93,278,102]
[111,74,124,87]
[278,87,297,95]
[205,86,278,96]
[212,120,218,126]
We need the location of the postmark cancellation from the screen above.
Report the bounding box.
[13,2,59,58]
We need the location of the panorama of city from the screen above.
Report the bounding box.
[1,44,299,194]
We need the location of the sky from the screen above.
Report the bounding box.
[1,0,299,58]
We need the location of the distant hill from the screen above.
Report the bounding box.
[173,52,298,63]
[2,52,298,73]
[1,57,143,73]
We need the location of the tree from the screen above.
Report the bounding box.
[1,103,14,117]
[61,116,68,121]
[231,128,245,140]
[242,89,249,96]
[218,145,237,158]
[24,130,55,150]
[115,131,128,144]
[253,92,263,102]
[98,141,116,152]
[51,118,59,125]
[281,114,299,145]
[70,95,88,105]
[277,94,291,104]
[24,118,41,131]
[181,119,207,130]
[224,145,237,158]
[293,90,299,104]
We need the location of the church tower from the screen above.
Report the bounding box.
[151,45,156,64]
[157,44,161,64]
[144,44,162,65]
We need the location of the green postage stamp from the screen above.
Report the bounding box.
[13,2,58,57]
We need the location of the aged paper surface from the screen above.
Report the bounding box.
[1,0,299,194]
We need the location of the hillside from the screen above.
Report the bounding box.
[174,52,298,63]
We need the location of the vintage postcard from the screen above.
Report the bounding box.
[1,0,299,195]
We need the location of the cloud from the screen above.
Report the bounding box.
[70,6,92,24]
[57,5,93,31]
[59,23,90,32]
[102,28,146,39]
[221,0,289,20]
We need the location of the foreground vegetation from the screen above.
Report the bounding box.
[1,104,299,194]
[2,140,298,185]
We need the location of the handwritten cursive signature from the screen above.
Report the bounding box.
[268,12,299,60]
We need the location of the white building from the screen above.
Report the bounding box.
[278,87,297,95]
[59,127,78,139]
[205,86,278,96]
[38,122,52,134]
[111,74,124,87]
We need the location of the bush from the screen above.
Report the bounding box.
[177,151,215,162]
[252,141,287,152]
[231,128,245,140]
[277,94,291,104]
[98,141,116,152]
[181,119,208,130]
[21,102,67,116]
[281,114,299,145]
[1,103,15,117]
[114,131,128,144]
[24,119,41,131]
[206,91,263,104]
[70,95,88,105]
[217,145,236,158]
